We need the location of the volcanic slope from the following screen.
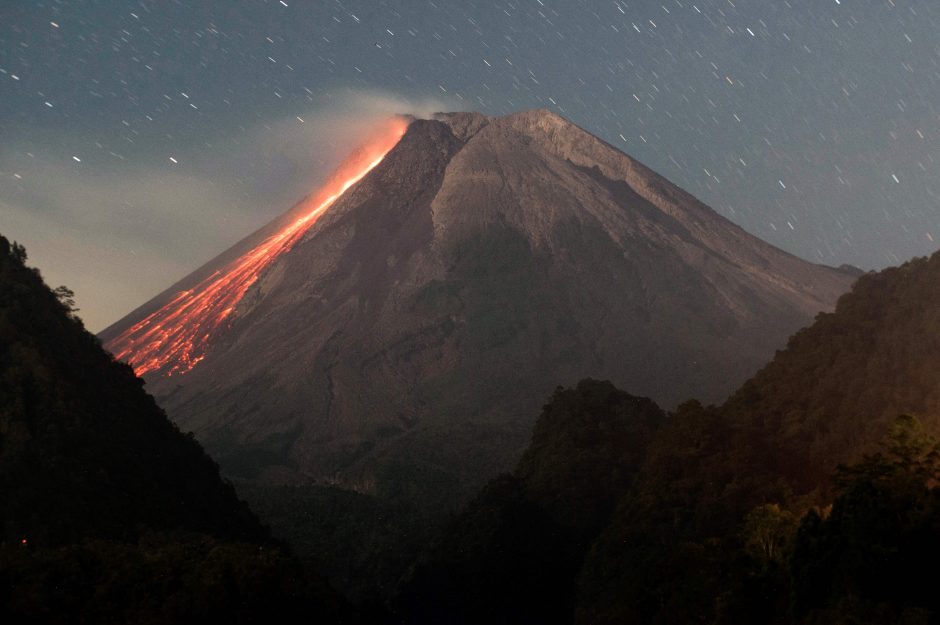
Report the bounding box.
[101,109,857,499]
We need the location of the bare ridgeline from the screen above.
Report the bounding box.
[101,110,856,502]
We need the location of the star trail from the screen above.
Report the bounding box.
[3,1,940,329]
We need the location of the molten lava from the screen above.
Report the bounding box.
[106,117,409,377]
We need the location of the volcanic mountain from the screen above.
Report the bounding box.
[101,109,856,499]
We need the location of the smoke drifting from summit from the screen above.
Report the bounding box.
[0,90,452,332]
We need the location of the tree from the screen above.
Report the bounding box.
[741,503,798,567]
[790,415,940,623]
[835,414,940,490]
[10,240,26,262]
[53,285,79,314]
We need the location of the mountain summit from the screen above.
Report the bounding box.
[101,109,856,498]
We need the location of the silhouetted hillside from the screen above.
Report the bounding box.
[0,235,348,624]
[0,235,262,546]
[398,380,663,624]
[724,253,940,495]
[398,250,940,624]
[581,252,940,623]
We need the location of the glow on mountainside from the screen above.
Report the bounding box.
[106,117,409,377]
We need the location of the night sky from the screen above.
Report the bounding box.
[3,0,940,330]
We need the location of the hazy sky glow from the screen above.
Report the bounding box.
[3,0,940,330]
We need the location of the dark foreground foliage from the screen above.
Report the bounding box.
[0,235,262,546]
[0,235,349,623]
[397,380,664,625]
[0,534,347,625]
[399,403,940,625]
[575,253,940,624]
[788,415,940,624]
[237,481,436,608]
[394,252,940,624]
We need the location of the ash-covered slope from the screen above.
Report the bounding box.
[104,109,856,499]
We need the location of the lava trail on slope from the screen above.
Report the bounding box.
[105,117,409,377]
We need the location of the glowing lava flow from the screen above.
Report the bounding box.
[106,117,409,377]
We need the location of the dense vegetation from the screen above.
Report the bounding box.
[397,403,940,625]
[788,415,940,623]
[0,534,346,625]
[237,481,435,607]
[393,252,940,624]
[0,235,347,623]
[398,381,664,625]
[578,253,940,624]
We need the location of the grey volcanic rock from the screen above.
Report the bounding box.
[105,110,856,501]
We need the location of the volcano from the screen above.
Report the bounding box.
[101,110,856,499]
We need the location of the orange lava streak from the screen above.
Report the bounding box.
[106,117,408,377]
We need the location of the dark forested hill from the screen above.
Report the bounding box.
[581,251,940,624]
[398,380,664,625]
[0,235,347,624]
[398,250,940,625]
[723,252,940,495]
[0,234,262,546]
